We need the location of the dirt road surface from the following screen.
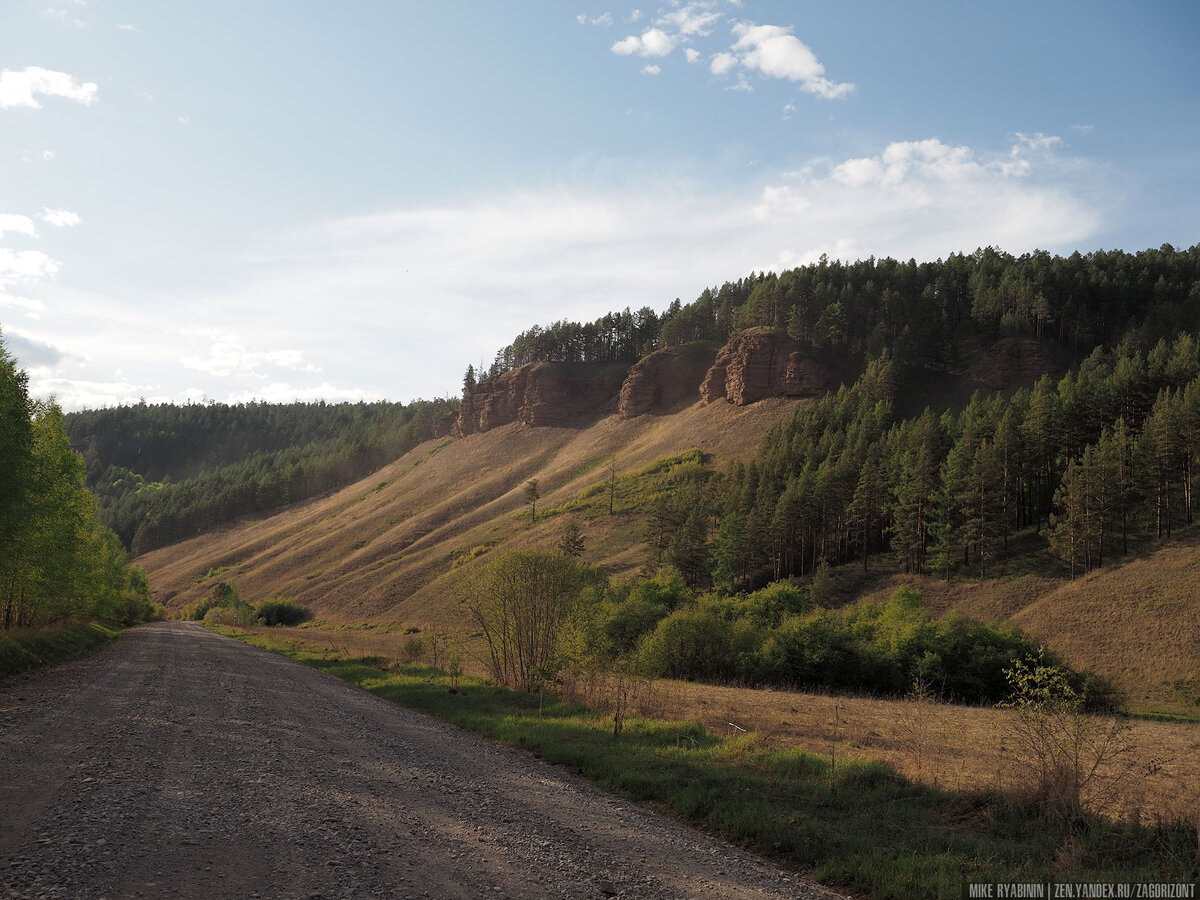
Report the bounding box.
[1,622,845,899]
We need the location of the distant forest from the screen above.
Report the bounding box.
[65,398,457,555]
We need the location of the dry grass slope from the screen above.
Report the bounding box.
[139,399,801,625]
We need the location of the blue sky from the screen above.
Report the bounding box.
[2,1,1198,410]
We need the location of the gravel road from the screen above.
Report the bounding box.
[1,622,845,899]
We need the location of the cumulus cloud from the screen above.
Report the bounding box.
[685,48,701,63]
[729,23,853,98]
[641,65,662,75]
[709,51,737,75]
[40,208,81,228]
[0,214,38,238]
[611,27,675,57]
[0,66,98,109]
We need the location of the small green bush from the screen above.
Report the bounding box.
[257,600,312,627]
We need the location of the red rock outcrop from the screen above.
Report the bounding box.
[617,342,718,418]
[700,328,830,406]
[454,361,627,436]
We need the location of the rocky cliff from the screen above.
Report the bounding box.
[455,332,828,435]
[454,361,628,436]
[617,342,719,418]
[700,328,831,405]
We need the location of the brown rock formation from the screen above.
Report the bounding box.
[454,361,627,436]
[701,328,830,405]
[618,342,718,418]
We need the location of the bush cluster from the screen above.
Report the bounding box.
[180,581,310,628]
[601,577,1061,704]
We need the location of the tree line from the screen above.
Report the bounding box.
[474,244,1200,393]
[1,335,157,629]
[65,397,458,555]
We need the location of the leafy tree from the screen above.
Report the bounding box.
[461,550,599,692]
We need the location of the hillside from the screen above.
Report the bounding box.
[138,396,802,623]
[123,244,1200,718]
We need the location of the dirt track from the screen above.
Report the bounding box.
[0,622,844,899]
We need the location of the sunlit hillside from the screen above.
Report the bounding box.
[139,397,801,623]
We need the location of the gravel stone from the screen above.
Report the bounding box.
[0,622,846,899]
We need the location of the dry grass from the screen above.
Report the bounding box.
[236,620,1198,827]
[139,398,801,623]
[648,678,1200,827]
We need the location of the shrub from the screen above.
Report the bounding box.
[637,603,761,681]
[999,650,1136,821]
[256,600,311,627]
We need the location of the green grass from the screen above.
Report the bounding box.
[190,564,234,584]
[0,622,123,678]
[540,449,713,520]
[215,627,1198,899]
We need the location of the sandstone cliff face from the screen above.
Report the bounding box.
[617,342,718,418]
[700,328,830,406]
[454,362,627,436]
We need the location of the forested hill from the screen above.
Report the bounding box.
[65,398,457,555]
[476,244,1200,401]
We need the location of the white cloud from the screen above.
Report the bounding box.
[178,114,191,124]
[43,149,55,160]
[0,248,59,289]
[656,3,722,36]
[0,214,38,238]
[40,208,81,228]
[179,332,314,378]
[685,48,701,63]
[576,11,614,26]
[1014,131,1063,152]
[117,23,142,33]
[832,139,980,188]
[729,23,853,99]
[709,52,737,75]
[628,9,643,22]
[641,65,662,75]
[611,27,675,57]
[0,67,98,109]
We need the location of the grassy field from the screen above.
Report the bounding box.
[234,619,1200,827]
[217,626,1198,900]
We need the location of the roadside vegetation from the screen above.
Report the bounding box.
[178,580,311,628]
[216,625,1199,900]
[0,622,123,678]
[1,334,161,650]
